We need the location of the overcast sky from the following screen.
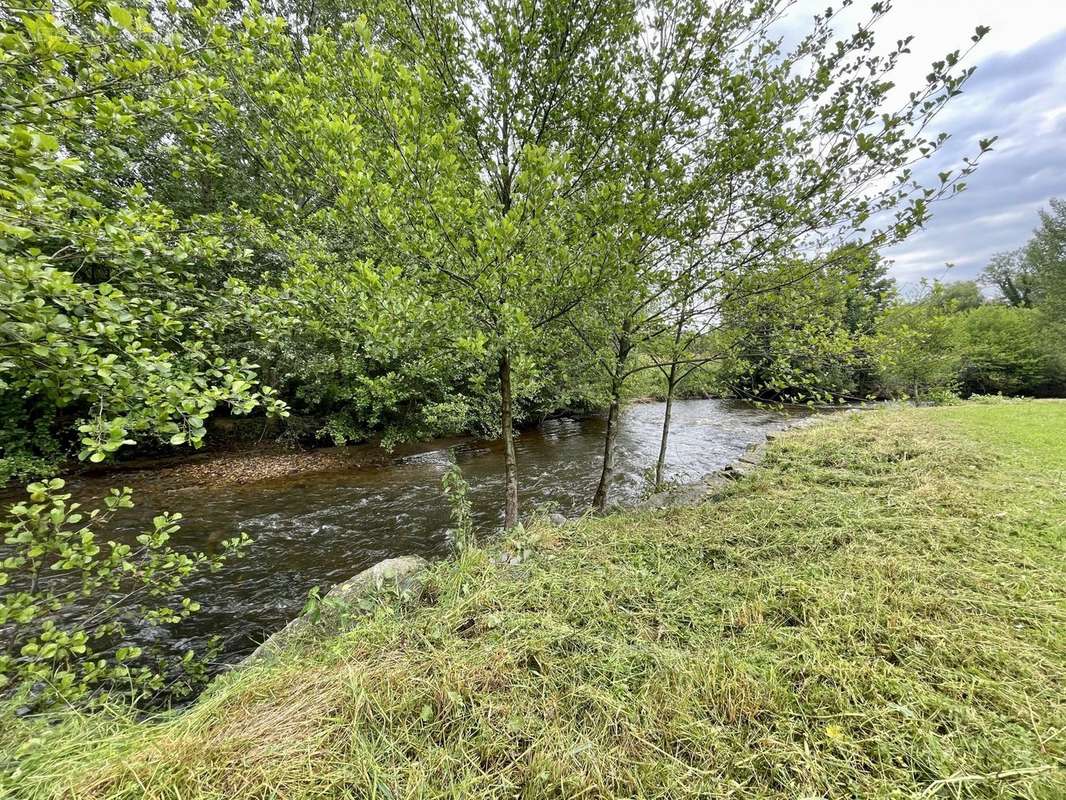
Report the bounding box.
[784,1,1066,287]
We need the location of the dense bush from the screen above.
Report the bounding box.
[721,270,1065,403]
[873,297,963,400]
[873,292,1064,400]
[716,248,894,403]
[956,305,1061,395]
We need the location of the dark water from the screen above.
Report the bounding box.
[9,400,808,667]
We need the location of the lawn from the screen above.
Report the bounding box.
[5,400,1064,799]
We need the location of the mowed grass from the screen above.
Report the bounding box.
[5,400,1065,799]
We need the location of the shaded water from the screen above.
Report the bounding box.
[12,400,808,667]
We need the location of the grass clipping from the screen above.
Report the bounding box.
[11,401,1066,799]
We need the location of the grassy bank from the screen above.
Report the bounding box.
[4,401,1064,799]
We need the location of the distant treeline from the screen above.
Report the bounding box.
[718,202,1066,404]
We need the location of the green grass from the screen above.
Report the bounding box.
[4,400,1065,799]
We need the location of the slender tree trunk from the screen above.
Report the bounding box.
[499,350,519,529]
[655,309,687,491]
[592,384,622,512]
[593,329,632,512]
[654,360,679,491]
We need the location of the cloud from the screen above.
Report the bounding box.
[884,27,1066,286]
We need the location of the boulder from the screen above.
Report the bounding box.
[241,555,429,666]
[743,441,767,461]
[702,472,732,493]
[641,481,711,510]
[324,555,428,608]
[723,459,757,478]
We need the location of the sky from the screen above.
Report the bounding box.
[783,1,1066,287]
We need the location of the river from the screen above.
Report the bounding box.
[8,399,810,670]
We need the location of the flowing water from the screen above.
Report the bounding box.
[8,399,810,668]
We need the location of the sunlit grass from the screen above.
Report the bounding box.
[5,400,1065,799]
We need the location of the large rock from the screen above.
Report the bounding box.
[241,555,429,666]
[324,555,429,608]
[641,481,714,510]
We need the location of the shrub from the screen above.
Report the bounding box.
[1,480,250,710]
[872,305,962,400]
[955,305,1056,396]
[872,299,1064,400]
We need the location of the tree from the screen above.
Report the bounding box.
[981,250,1037,308]
[1027,197,1066,322]
[176,1,630,527]
[717,247,893,404]
[585,0,993,508]
[171,0,994,520]
[929,280,985,312]
[872,300,962,400]
[351,0,634,528]
[871,296,1063,400]
[955,305,1054,396]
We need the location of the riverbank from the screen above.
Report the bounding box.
[6,399,1064,798]
[20,390,729,495]
[1,400,805,673]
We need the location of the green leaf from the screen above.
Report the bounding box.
[108,4,133,28]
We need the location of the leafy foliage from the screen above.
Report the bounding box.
[981,250,1037,308]
[981,198,1066,336]
[1,479,249,709]
[0,0,288,468]
[955,305,1059,395]
[441,462,473,554]
[718,247,894,403]
[872,297,963,400]
[872,283,1064,399]
[1028,197,1066,320]
[1,0,999,492]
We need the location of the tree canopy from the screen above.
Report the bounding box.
[2,0,999,515]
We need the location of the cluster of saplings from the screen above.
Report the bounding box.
[0,0,1032,709]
